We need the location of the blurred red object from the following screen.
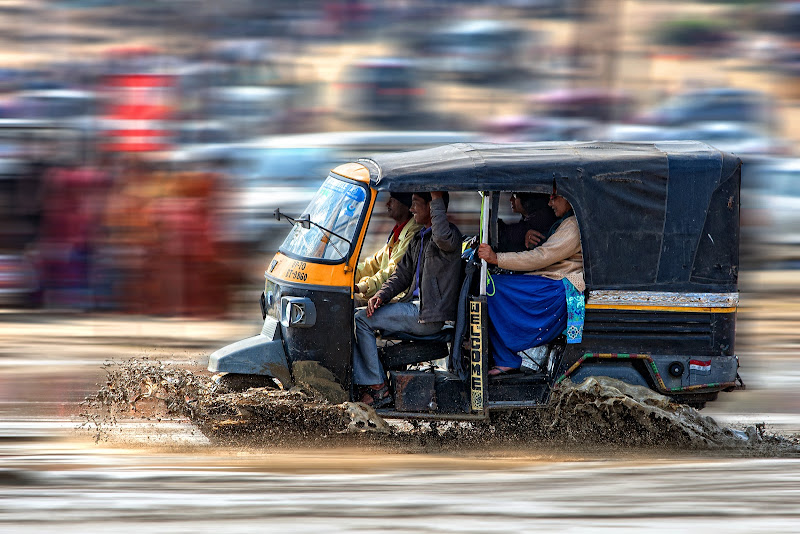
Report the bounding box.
[100,73,175,152]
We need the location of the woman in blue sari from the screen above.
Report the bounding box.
[477,187,585,376]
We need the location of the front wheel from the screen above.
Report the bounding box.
[212,373,277,392]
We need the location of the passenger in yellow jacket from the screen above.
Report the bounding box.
[354,192,422,300]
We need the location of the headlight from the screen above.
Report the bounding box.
[280,296,316,328]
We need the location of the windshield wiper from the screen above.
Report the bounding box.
[273,208,352,257]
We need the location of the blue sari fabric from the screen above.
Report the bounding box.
[562,278,585,344]
[487,274,567,369]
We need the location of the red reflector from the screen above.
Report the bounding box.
[105,74,174,87]
[104,129,167,138]
[100,142,172,152]
[106,105,172,120]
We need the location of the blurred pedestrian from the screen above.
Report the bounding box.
[37,160,110,309]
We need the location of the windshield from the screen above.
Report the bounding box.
[279,175,368,261]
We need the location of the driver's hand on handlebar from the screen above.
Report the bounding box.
[367,295,383,317]
[477,243,498,265]
[525,229,545,249]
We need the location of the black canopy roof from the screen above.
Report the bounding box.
[358,141,741,292]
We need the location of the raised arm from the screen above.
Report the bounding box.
[429,193,461,252]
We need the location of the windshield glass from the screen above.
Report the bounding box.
[279,175,368,261]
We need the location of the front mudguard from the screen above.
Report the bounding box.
[207,316,292,387]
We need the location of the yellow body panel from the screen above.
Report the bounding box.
[267,252,355,287]
[585,304,737,314]
[332,163,371,183]
[265,167,376,292]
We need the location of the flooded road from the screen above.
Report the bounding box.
[3,430,800,533]
[2,286,800,533]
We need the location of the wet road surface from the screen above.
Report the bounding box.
[3,428,800,533]
[2,288,800,533]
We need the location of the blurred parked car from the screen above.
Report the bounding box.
[0,126,51,306]
[773,46,800,100]
[481,115,595,142]
[413,20,532,81]
[741,158,800,268]
[337,57,425,122]
[594,123,680,142]
[201,86,292,139]
[674,122,792,157]
[0,253,37,306]
[501,0,588,17]
[528,88,637,122]
[10,89,99,121]
[6,89,103,142]
[634,88,777,130]
[175,120,237,147]
[597,121,791,158]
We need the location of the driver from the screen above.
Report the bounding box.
[352,191,462,408]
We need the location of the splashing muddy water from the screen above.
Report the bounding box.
[79,359,800,456]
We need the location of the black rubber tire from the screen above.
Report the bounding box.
[213,373,276,392]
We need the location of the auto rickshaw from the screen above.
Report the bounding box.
[209,141,744,417]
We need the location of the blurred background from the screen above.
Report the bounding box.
[2,6,799,528]
[0,0,798,317]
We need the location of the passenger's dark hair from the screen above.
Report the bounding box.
[414,191,450,210]
[517,192,549,215]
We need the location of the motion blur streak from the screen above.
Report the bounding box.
[1,2,800,532]
[0,0,799,315]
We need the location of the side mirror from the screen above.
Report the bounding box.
[299,215,311,229]
[273,208,282,221]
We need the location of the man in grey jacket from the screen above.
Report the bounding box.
[353,191,462,407]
